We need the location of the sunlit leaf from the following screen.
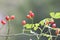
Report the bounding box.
[24,24,34,29]
[39,20,45,26]
[50,12,60,19]
[33,23,39,30]
[50,12,55,18]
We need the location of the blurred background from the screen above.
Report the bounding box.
[0,0,60,40]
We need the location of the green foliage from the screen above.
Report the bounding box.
[24,24,34,29]
[39,20,45,26]
[23,17,60,40]
[50,12,60,19]
[33,23,39,30]
[24,18,52,30]
[24,23,39,30]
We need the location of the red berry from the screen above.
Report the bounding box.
[22,20,26,25]
[26,15,31,19]
[52,23,56,28]
[10,15,15,20]
[1,20,6,25]
[5,16,10,21]
[29,12,34,18]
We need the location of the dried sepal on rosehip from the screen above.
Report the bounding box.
[49,18,54,24]
[10,15,15,20]
[1,20,6,25]
[45,20,49,25]
[22,20,26,25]
[5,16,10,21]
[55,29,60,35]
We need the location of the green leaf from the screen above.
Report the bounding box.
[39,20,44,26]
[55,12,60,19]
[33,27,38,30]
[39,18,50,26]
[33,23,39,30]
[24,24,34,29]
[50,12,55,18]
[35,23,39,27]
[50,12,60,19]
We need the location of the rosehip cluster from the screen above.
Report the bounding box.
[45,18,56,28]
[1,15,15,25]
[26,11,34,19]
[22,11,35,25]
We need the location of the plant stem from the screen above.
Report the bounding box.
[38,26,45,40]
[31,18,33,27]
[23,26,25,33]
[5,21,10,40]
[55,35,58,40]
[36,34,39,40]
[48,28,52,40]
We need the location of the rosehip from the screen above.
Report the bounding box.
[26,15,31,19]
[22,20,26,25]
[1,20,6,25]
[52,23,56,28]
[10,15,15,20]
[29,12,34,18]
[5,16,10,21]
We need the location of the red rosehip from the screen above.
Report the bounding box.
[10,15,15,20]
[5,16,10,21]
[29,12,34,18]
[26,15,31,19]
[22,20,26,25]
[1,20,6,25]
[52,23,56,28]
